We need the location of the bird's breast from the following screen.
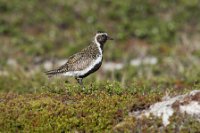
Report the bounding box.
[77,55,102,78]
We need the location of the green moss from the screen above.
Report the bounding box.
[0,92,136,132]
[0,84,199,132]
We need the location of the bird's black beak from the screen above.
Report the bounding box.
[107,36,114,40]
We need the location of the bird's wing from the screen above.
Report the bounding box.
[58,51,93,72]
[45,52,92,77]
[45,44,98,77]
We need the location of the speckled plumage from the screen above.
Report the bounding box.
[45,31,113,88]
[47,43,101,74]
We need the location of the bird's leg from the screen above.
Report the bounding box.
[75,77,85,90]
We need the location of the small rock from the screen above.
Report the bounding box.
[102,62,124,71]
[130,90,200,126]
[7,58,18,67]
[130,56,158,66]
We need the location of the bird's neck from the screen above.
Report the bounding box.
[94,39,104,55]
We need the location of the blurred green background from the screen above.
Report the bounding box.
[1,0,200,92]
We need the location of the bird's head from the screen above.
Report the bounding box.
[94,31,113,45]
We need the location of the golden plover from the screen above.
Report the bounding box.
[45,31,113,89]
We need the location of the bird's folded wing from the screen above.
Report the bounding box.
[57,52,92,73]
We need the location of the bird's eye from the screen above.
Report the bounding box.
[102,35,106,38]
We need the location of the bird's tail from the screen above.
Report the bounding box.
[45,69,60,78]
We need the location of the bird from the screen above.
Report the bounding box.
[45,31,113,89]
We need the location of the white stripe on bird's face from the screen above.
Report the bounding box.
[94,33,108,52]
[94,33,107,54]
